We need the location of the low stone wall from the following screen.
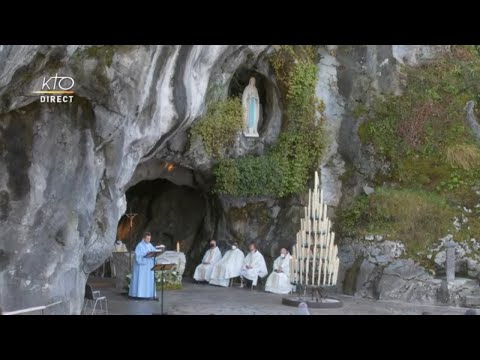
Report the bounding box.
[338,236,480,307]
[112,252,134,291]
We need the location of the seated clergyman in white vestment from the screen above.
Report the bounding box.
[240,243,268,287]
[193,240,222,282]
[265,248,293,294]
[128,232,157,299]
[209,241,245,287]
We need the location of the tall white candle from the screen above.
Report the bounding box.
[311,230,317,285]
[299,247,303,284]
[307,189,312,220]
[305,244,309,286]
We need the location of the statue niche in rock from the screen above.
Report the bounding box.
[242,77,260,137]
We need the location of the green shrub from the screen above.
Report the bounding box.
[213,159,241,195]
[214,156,284,197]
[214,45,326,197]
[190,98,243,157]
[335,194,370,235]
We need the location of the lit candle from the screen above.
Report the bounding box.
[176,241,180,252]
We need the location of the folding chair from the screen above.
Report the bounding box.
[239,275,265,290]
[251,275,266,290]
[229,276,241,287]
[82,284,108,315]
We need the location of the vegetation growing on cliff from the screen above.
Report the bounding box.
[84,46,115,67]
[214,45,326,197]
[338,189,455,249]
[337,45,480,262]
[190,98,243,157]
[357,46,480,195]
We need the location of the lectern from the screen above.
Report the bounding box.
[144,251,163,301]
[151,263,176,315]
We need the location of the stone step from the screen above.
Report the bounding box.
[465,295,480,307]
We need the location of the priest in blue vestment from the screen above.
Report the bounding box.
[128,231,157,299]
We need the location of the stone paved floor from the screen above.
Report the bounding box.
[86,277,471,315]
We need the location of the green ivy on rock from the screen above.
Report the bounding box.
[190,98,243,157]
[214,45,326,197]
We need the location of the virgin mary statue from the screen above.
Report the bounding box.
[242,77,260,137]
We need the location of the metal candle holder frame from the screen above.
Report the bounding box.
[290,171,340,287]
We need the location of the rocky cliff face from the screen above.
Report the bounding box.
[318,45,452,207]
[0,45,456,314]
[0,45,273,313]
[337,235,480,306]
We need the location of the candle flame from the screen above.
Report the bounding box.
[164,162,175,172]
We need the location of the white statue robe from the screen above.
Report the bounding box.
[193,247,222,281]
[209,248,245,287]
[240,250,268,286]
[242,84,260,137]
[265,254,293,294]
[128,240,157,298]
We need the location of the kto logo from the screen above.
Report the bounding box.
[33,74,75,103]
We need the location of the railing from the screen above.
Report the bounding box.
[3,300,63,315]
[3,306,46,315]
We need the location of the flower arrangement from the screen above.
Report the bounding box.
[125,274,132,292]
[154,269,182,290]
[125,269,182,291]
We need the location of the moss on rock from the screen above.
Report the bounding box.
[190,98,243,157]
[338,46,480,271]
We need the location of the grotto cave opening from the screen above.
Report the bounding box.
[119,177,206,249]
[116,175,214,276]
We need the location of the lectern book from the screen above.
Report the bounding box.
[145,251,163,258]
[151,263,176,271]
